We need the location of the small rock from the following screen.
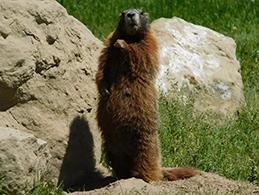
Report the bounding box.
[0,127,51,194]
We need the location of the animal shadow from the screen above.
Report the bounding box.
[58,115,116,192]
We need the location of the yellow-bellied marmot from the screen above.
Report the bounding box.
[96,8,197,182]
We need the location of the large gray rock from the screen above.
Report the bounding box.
[0,0,103,189]
[152,17,244,115]
[0,127,51,194]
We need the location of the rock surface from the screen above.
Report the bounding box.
[152,17,244,115]
[0,127,51,194]
[0,0,103,189]
[69,172,259,195]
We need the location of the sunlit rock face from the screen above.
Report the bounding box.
[0,0,103,188]
[152,17,244,115]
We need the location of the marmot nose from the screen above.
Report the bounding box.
[126,12,135,18]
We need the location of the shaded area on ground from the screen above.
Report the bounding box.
[58,115,116,192]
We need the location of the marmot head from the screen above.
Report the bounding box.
[117,8,149,37]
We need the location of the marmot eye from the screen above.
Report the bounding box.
[140,10,144,15]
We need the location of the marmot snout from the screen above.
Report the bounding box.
[119,8,149,36]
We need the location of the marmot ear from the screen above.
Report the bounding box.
[143,12,149,18]
[138,9,144,15]
[119,11,125,23]
[121,11,126,17]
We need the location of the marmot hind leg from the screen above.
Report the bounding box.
[107,152,132,179]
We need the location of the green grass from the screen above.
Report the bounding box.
[26,181,64,195]
[56,0,259,185]
[0,176,9,195]
[0,174,64,195]
[159,95,259,184]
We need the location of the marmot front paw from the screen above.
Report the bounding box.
[114,39,127,49]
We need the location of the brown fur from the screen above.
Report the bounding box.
[96,9,197,182]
